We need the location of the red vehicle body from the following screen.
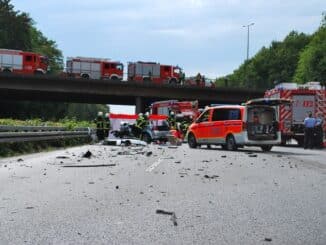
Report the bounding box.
[150,100,199,119]
[127,61,182,85]
[264,82,326,146]
[0,49,48,75]
[151,100,200,140]
[66,57,123,80]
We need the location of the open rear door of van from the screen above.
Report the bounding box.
[246,98,292,106]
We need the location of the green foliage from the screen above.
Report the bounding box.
[0,117,95,128]
[0,0,63,73]
[0,0,32,50]
[0,1,109,121]
[294,15,326,84]
[218,31,311,89]
[30,27,64,74]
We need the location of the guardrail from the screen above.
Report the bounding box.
[0,125,94,143]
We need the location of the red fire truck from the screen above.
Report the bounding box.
[0,49,48,75]
[150,100,199,118]
[66,57,123,80]
[127,61,183,85]
[264,82,326,146]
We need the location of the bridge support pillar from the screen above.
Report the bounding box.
[135,96,144,114]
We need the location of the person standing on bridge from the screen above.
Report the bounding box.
[303,112,316,149]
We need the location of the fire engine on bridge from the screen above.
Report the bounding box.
[264,82,326,146]
[127,61,183,85]
[66,57,124,80]
[0,49,48,75]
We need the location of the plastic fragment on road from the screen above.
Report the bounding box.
[156,209,178,226]
[103,138,147,146]
[63,164,116,168]
[82,150,92,158]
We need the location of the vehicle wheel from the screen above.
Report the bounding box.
[82,74,89,79]
[261,145,273,152]
[141,133,151,144]
[188,133,198,148]
[221,144,227,150]
[111,76,118,80]
[226,135,237,151]
[2,69,11,73]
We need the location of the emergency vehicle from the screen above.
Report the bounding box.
[66,57,123,80]
[0,49,48,75]
[150,100,199,118]
[264,82,326,146]
[187,98,291,151]
[127,61,183,85]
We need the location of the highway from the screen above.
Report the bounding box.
[0,143,325,244]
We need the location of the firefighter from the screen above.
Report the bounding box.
[303,112,316,149]
[315,113,324,149]
[103,113,111,139]
[94,111,105,141]
[134,113,148,138]
[168,111,176,129]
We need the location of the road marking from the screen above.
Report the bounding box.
[145,158,163,172]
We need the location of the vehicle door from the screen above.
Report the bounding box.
[210,108,226,144]
[23,54,35,73]
[246,98,292,140]
[192,109,212,143]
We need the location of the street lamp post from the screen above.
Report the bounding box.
[243,23,254,61]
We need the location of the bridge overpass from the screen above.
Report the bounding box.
[0,74,264,113]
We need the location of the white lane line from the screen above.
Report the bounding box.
[145,158,163,172]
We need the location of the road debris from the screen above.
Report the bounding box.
[63,164,116,168]
[82,151,92,158]
[156,209,178,226]
[56,156,70,159]
[115,185,119,189]
[17,158,23,162]
[146,151,153,157]
[221,155,227,158]
[264,238,272,242]
[204,174,219,179]
[248,154,258,157]
[25,207,34,209]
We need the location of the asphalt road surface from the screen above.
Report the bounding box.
[0,143,325,245]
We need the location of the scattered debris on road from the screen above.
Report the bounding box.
[264,237,272,242]
[63,164,116,168]
[25,207,34,209]
[82,150,92,158]
[146,151,153,157]
[221,155,227,158]
[204,174,219,179]
[17,158,23,162]
[56,156,70,159]
[248,154,258,157]
[156,209,178,226]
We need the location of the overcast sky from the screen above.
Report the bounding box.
[11,0,325,113]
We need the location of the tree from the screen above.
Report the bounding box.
[294,13,326,84]
[0,0,33,50]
